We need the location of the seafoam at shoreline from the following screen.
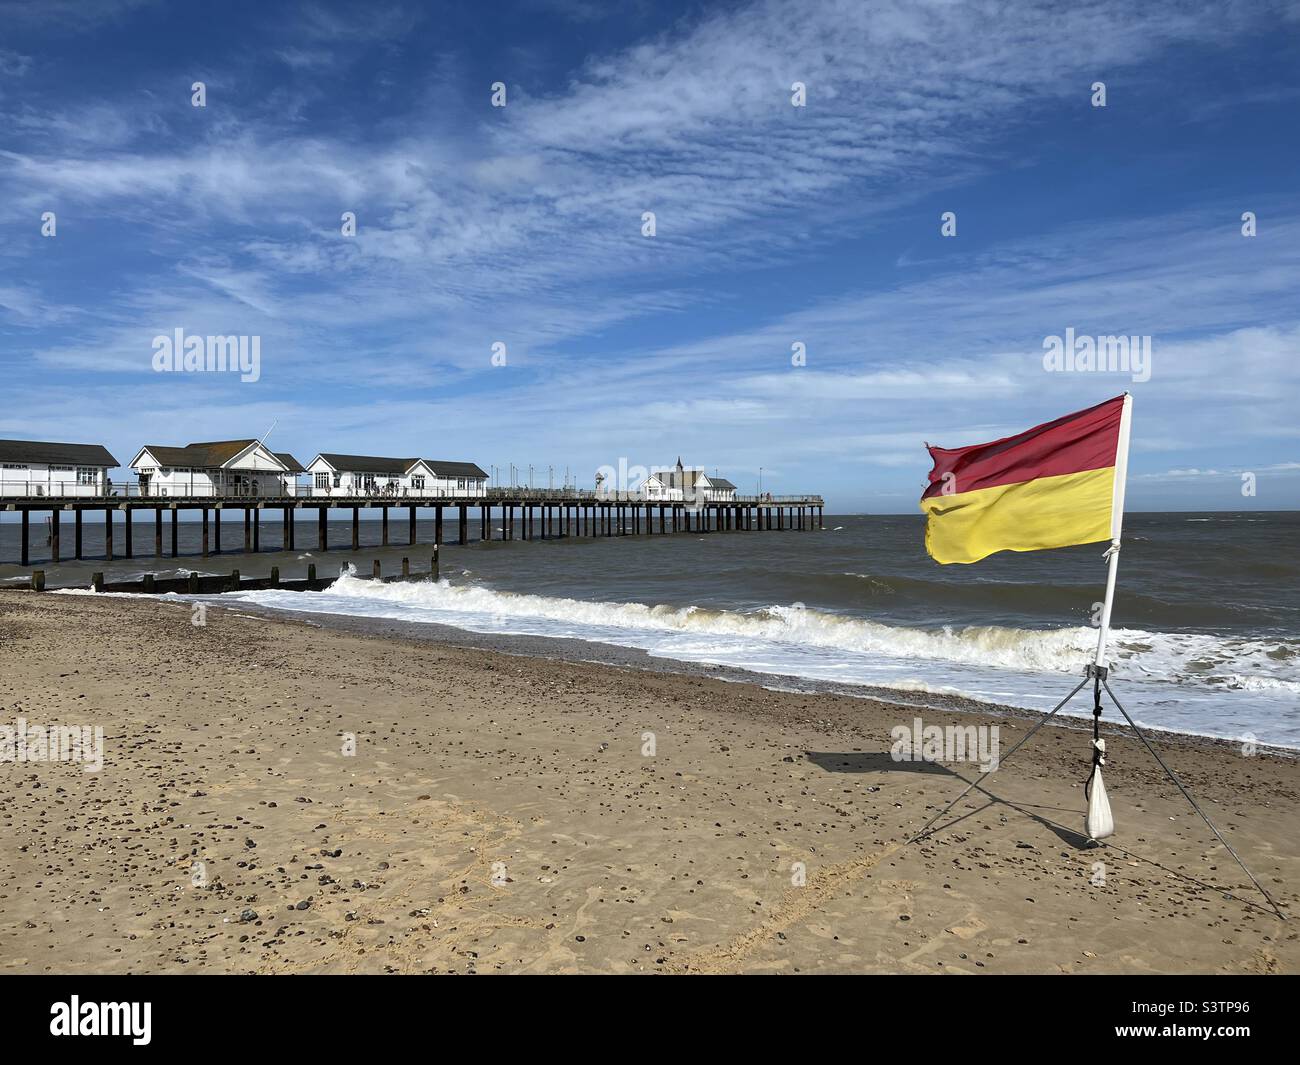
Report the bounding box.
[194,593,1299,759]
[206,574,1300,750]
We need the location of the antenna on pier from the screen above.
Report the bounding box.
[259,420,278,446]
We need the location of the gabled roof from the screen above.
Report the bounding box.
[709,477,736,490]
[313,454,423,477]
[0,439,119,467]
[132,439,288,471]
[422,460,488,479]
[650,467,705,488]
[274,452,306,474]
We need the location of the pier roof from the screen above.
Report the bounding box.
[0,438,119,467]
[313,454,422,476]
[422,461,488,479]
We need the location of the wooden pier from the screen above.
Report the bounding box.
[2,490,825,571]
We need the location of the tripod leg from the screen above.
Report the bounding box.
[907,675,1091,844]
[1102,678,1287,920]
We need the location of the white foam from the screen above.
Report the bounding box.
[223,576,1300,747]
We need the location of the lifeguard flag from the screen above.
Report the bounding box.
[920,394,1132,564]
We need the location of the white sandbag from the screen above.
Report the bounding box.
[1085,739,1114,841]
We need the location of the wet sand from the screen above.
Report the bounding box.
[1,592,1296,973]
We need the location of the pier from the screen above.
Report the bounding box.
[2,487,825,571]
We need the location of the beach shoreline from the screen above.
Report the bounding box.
[207,594,1300,760]
[2,593,1296,974]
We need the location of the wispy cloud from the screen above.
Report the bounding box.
[0,0,1296,510]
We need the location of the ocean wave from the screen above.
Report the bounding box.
[232,575,1300,693]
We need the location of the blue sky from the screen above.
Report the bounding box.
[1,0,1298,512]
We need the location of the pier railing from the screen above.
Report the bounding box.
[1,481,823,506]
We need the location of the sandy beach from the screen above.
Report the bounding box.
[1,591,1296,974]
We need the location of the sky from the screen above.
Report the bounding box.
[1,0,1298,513]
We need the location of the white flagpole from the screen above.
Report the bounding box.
[1093,392,1133,668]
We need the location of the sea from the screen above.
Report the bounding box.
[5,511,1298,748]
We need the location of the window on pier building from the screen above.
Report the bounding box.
[315,472,330,489]
[411,476,425,490]
[77,467,97,485]
[332,473,341,488]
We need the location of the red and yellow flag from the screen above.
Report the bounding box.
[920,394,1132,564]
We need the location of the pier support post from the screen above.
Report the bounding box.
[402,557,410,577]
[244,508,251,552]
[351,506,359,551]
[20,509,28,567]
[212,509,219,555]
[382,506,389,547]
[373,560,381,579]
[287,506,295,550]
[285,507,292,550]
[253,507,260,552]
[202,509,209,557]
[435,506,443,545]
[75,509,83,559]
[431,545,439,580]
[459,504,468,545]
[125,509,133,557]
[481,505,488,542]
[105,506,113,561]
[154,508,161,556]
[171,508,178,556]
[51,509,60,562]
[409,505,416,546]
[319,508,328,551]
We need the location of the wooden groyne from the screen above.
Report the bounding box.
[3,492,824,569]
[25,553,442,595]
